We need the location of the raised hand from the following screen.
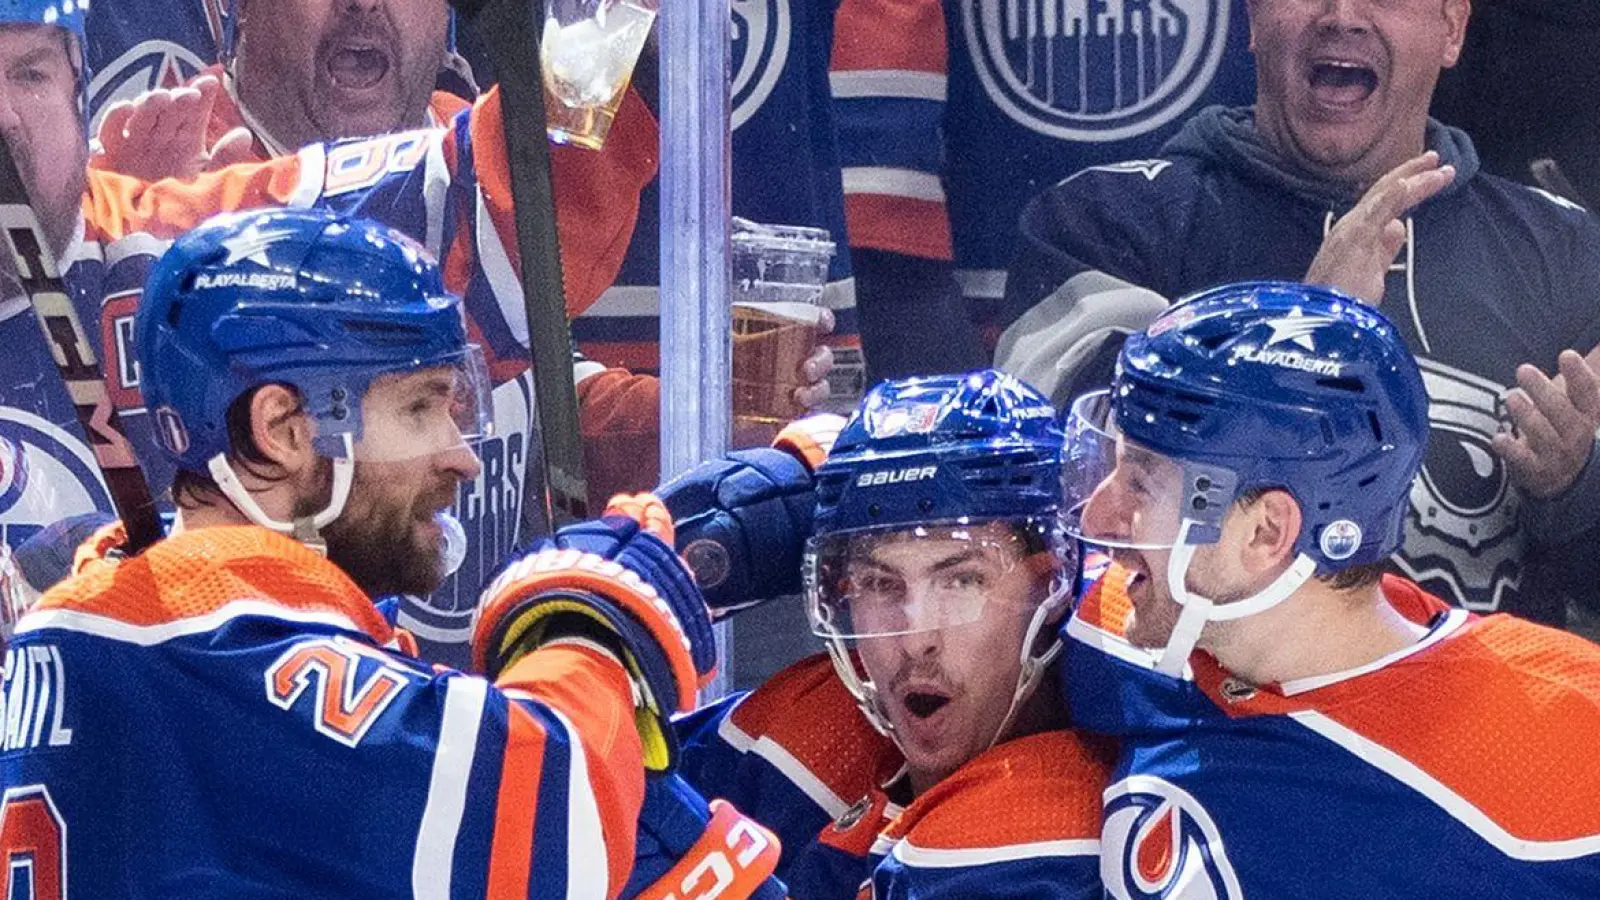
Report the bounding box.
[93,75,256,182]
[1493,347,1600,499]
[1305,152,1455,304]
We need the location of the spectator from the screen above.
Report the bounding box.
[998,0,1600,627]
[94,0,465,180]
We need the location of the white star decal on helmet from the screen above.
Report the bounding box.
[218,227,297,267]
[1262,311,1338,352]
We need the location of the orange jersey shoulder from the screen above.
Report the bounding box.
[883,729,1115,852]
[33,525,394,643]
[1252,610,1600,845]
[728,653,900,803]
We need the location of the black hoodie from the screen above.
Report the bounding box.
[1002,105,1600,625]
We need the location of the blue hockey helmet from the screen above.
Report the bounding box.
[1063,280,1428,674]
[137,207,491,534]
[0,0,87,50]
[805,369,1076,746]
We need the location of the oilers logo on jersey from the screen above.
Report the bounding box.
[962,0,1233,142]
[0,409,112,551]
[1101,775,1243,900]
[731,0,791,130]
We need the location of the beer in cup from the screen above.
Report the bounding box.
[542,0,658,149]
[731,219,836,436]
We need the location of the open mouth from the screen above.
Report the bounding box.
[903,691,952,720]
[326,45,391,91]
[1308,60,1378,107]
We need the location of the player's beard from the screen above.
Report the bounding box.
[320,461,456,598]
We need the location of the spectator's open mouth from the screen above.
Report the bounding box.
[326,45,391,92]
[1307,59,1378,110]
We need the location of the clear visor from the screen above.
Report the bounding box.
[320,344,495,463]
[1061,390,1200,550]
[806,518,1063,639]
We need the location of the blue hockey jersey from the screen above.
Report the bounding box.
[0,525,648,898]
[1063,569,1600,898]
[999,107,1600,624]
[85,0,219,132]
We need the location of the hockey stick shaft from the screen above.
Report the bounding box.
[460,0,590,530]
[0,136,162,552]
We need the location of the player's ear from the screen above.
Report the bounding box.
[243,384,316,476]
[1238,489,1301,579]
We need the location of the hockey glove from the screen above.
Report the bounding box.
[656,414,844,617]
[472,516,716,771]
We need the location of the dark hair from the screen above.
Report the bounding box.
[1233,488,1385,593]
[170,386,300,509]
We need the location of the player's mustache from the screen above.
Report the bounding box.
[887,662,956,698]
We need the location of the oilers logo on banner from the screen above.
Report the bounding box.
[87,42,210,134]
[963,0,1231,142]
[730,0,790,129]
[1101,775,1242,900]
[0,409,113,551]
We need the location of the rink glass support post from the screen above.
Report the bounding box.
[659,0,734,699]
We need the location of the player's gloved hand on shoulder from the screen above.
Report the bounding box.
[471,514,716,772]
[654,414,845,617]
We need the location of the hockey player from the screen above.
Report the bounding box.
[638,370,1114,898]
[1062,280,1600,897]
[996,0,1600,626]
[0,1,817,661]
[0,207,730,897]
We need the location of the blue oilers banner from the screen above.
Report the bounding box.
[945,0,1255,302]
[0,309,114,554]
[85,0,220,132]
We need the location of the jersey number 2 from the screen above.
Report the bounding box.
[0,785,67,899]
[266,640,408,748]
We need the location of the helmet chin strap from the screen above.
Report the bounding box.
[207,435,357,554]
[987,575,1071,749]
[1154,519,1319,677]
